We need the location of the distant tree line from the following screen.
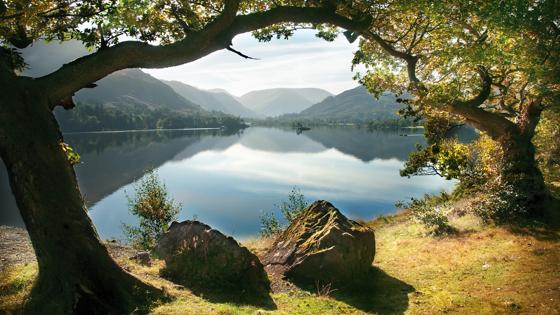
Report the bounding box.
[251,117,418,129]
[54,103,248,132]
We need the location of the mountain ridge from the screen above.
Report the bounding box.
[75,69,203,113]
[164,80,260,118]
[286,86,405,122]
[239,88,333,117]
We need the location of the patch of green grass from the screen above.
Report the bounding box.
[0,263,37,312]
[2,213,559,314]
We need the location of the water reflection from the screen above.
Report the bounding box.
[0,127,455,239]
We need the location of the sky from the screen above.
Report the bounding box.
[143,30,361,96]
[21,30,361,96]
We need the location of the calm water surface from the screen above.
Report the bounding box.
[0,127,455,239]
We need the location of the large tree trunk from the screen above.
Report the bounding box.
[499,132,548,217]
[0,79,162,313]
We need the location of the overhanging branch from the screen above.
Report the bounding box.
[448,66,516,139]
[36,5,365,103]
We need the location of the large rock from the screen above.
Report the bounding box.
[263,200,375,285]
[155,220,270,298]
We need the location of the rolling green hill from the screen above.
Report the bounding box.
[294,86,404,122]
[75,69,202,113]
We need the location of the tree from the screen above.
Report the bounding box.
[123,169,181,250]
[351,0,559,217]
[1,0,557,312]
[0,0,401,312]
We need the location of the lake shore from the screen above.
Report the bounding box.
[2,211,559,314]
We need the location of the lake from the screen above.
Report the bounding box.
[0,127,455,240]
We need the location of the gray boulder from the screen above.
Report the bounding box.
[263,200,375,285]
[155,220,270,299]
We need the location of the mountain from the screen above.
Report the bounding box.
[164,81,259,118]
[21,40,90,78]
[293,86,404,121]
[239,88,332,117]
[75,69,202,112]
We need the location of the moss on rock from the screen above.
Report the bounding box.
[263,200,375,285]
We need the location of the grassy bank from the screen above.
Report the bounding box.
[1,213,559,314]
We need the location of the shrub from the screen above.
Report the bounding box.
[260,187,308,237]
[471,181,530,224]
[122,169,181,250]
[259,211,283,237]
[396,193,454,236]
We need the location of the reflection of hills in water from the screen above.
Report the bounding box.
[0,127,428,228]
[304,127,425,161]
[67,130,224,205]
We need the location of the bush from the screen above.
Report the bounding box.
[396,193,455,236]
[260,187,308,237]
[122,169,181,250]
[471,181,530,224]
[259,211,283,237]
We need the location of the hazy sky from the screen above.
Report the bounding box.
[21,30,361,96]
[144,30,361,96]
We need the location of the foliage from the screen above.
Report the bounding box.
[396,192,454,235]
[534,110,560,195]
[59,142,81,165]
[471,182,530,224]
[259,211,283,237]
[278,187,307,223]
[260,187,308,237]
[122,169,180,250]
[401,140,470,180]
[353,0,559,217]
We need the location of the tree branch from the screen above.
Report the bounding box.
[517,97,544,138]
[448,66,517,139]
[227,46,258,59]
[36,5,366,104]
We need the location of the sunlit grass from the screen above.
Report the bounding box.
[0,263,37,312]
[1,213,558,314]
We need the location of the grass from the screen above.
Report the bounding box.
[1,213,559,314]
[0,263,37,311]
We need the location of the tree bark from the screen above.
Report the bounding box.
[498,132,548,216]
[500,100,551,217]
[0,77,162,314]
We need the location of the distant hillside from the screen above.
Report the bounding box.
[164,81,259,118]
[76,69,202,113]
[292,86,404,122]
[239,88,332,117]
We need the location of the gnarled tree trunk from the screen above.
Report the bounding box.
[499,132,548,216]
[0,77,162,314]
[447,71,551,218]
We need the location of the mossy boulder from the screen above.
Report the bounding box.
[263,200,375,285]
[155,221,270,299]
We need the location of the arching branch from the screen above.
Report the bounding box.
[448,66,517,139]
[36,5,364,104]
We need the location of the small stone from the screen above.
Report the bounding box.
[482,263,490,270]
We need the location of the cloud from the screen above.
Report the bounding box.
[143,30,360,95]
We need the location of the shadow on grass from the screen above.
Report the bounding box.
[292,267,415,315]
[507,221,560,241]
[176,282,277,310]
